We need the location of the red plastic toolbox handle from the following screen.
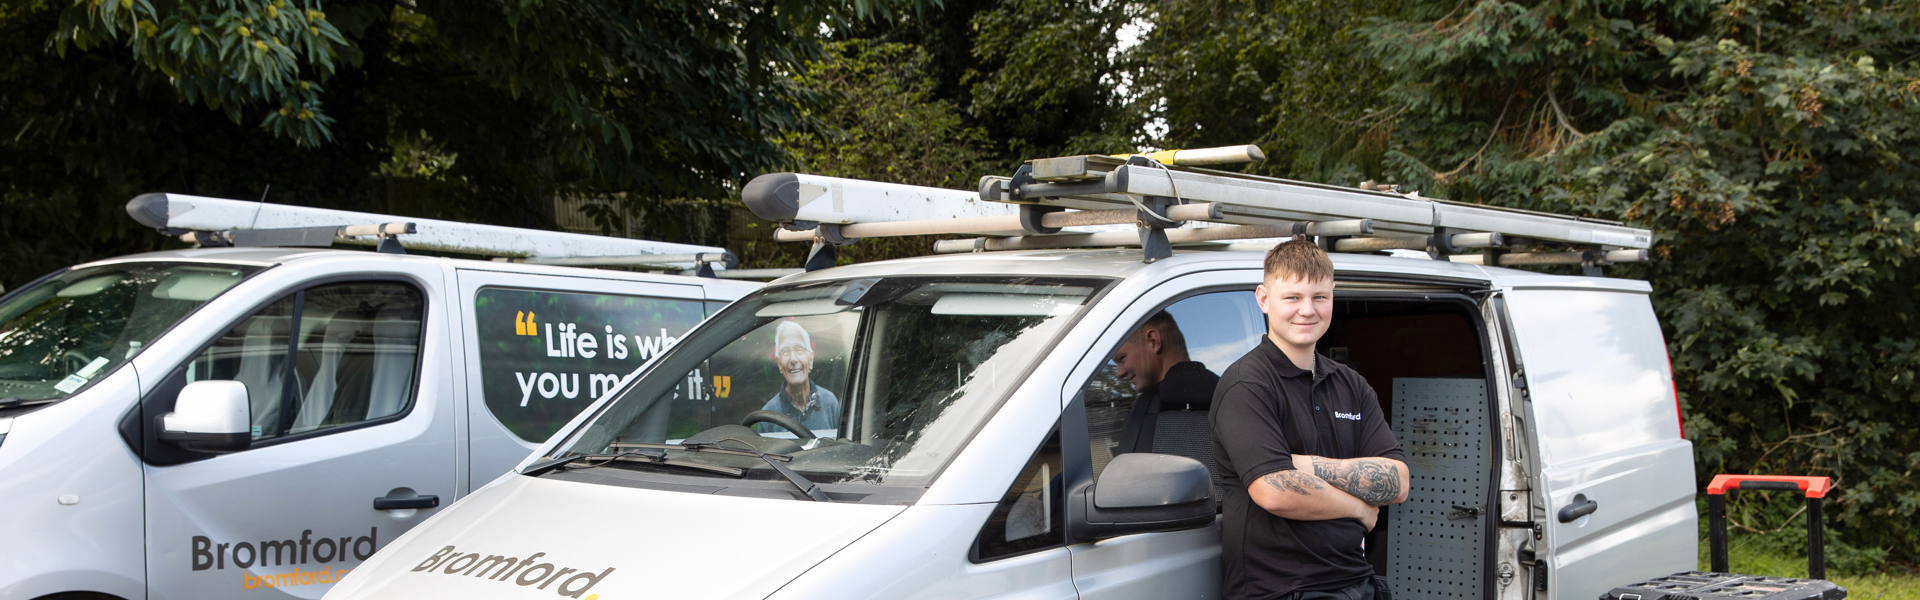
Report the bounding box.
[1706,474,1832,498]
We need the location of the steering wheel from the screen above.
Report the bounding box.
[740,410,816,441]
[61,350,95,377]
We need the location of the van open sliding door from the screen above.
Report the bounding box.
[1500,283,1695,600]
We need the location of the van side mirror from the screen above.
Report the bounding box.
[1073,453,1216,541]
[159,381,252,453]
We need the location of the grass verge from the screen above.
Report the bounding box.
[1700,535,1917,600]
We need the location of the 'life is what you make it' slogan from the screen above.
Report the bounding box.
[474,289,711,443]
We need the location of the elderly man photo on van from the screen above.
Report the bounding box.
[757,319,841,435]
[1110,310,1221,455]
[1211,238,1411,600]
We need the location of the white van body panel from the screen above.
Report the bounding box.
[0,367,147,600]
[914,370,1074,506]
[326,474,904,599]
[769,503,1077,600]
[1503,286,1694,600]
[326,249,1695,600]
[1543,442,1697,597]
[142,258,460,600]
[0,247,757,599]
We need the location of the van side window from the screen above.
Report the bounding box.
[973,425,1063,562]
[186,296,295,439]
[185,283,424,441]
[1079,291,1264,483]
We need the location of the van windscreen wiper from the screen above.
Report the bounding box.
[610,440,792,460]
[710,439,832,502]
[523,451,746,478]
[613,440,829,502]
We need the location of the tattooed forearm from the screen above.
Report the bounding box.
[1312,457,1405,506]
[1261,469,1327,496]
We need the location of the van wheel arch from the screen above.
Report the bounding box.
[34,592,128,600]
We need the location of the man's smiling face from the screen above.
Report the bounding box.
[774,330,814,388]
[1255,273,1334,354]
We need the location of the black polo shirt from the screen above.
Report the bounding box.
[1210,337,1404,600]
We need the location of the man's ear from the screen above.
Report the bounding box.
[1143,328,1163,354]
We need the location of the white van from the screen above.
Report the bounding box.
[0,199,761,600]
[323,247,1694,600]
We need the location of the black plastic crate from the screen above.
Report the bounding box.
[1601,571,1846,600]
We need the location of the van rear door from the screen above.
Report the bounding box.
[1500,283,1695,600]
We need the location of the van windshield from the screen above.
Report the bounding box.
[550,276,1108,496]
[0,262,261,416]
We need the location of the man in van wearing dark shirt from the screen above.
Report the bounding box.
[1110,310,1220,454]
[1212,238,1410,600]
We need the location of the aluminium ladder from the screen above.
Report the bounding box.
[740,145,1652,275]
[127,193,749,277]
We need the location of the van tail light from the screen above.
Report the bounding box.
[1665,349,1684,439]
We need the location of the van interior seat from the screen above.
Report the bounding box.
[1148,409,1224,504]
[363,304,418,420]
[291,311,361,433]
[235,316,287,434]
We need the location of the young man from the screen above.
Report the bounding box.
[1110,310,1220,454]
[1211,238,1411,600]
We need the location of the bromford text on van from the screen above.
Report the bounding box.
[0,196,762,600]
[327,248,1693,600]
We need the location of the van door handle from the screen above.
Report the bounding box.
[373,494,440,510]
[1557,494,1597,523]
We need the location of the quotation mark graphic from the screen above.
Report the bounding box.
[515,311,539,336]
[713,376,731,399]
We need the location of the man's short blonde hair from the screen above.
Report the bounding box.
[1263,237,1334,283]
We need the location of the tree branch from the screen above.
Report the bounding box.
[1547,83,1586,138]
[1436,94,1512,180]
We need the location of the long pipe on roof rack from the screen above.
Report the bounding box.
[177,223,417,247]
[770,203,1227,242]
[1448,249,1649,266]
[129,193,728,265]
[1333,232,1505,252]
[712,268,802,280]
[929,220,1373,253]
[502,252,736,268]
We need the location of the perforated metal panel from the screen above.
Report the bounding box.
[1388,378,1490,600]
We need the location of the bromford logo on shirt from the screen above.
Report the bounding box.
[1333,411,1362,421]
[413,545,615,598]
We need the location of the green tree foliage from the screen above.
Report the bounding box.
[783,40,994,190]
[1,0,391,287]
[838,0,1139,163]
[2,0,923,288]
[1304,0,1920,563]
[1127,0,1396,178]
[55,0,355,145]
[50,0,920,197]
[733,40,996,269]
[867,0,1920,568]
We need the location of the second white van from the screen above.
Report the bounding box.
[0,196,762,600]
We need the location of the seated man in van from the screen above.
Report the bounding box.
[1213,238,1409,600]
[756,320,841,436]
[1110,310,1220,455]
